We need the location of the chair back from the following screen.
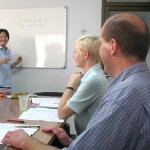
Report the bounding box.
[34,92,63,97]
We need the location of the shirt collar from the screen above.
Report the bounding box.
[0,46,8,50]
[109,62,149,89]
[81,63,101,81]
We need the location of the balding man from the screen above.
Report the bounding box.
[2,13,150,150]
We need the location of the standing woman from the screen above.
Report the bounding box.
[0,29,22,95]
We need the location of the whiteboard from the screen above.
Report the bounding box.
[0,7,67,68]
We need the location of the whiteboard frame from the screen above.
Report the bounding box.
[0,6,67,68]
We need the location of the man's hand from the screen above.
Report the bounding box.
[2,129,31,149]
[42,126,73,147]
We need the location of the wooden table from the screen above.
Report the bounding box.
[0,96,64,150]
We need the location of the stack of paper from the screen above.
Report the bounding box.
[31,97,60,109]
[19,108,64,122]
[0,123,39,144]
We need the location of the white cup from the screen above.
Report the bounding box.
[18,95,29,110]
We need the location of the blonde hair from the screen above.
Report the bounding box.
[77,35,101,63]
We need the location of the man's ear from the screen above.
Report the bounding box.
[110,39,118,56]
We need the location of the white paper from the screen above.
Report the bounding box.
[0,123,38,144]
[31,97,60,108]
[19,108,64,122]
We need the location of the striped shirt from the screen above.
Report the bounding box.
[62,62,150,150]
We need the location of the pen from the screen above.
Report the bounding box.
[7,119,25,123]
[14,125,40,128]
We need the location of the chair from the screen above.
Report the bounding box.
[34,92,63,97]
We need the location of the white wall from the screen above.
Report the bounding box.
[0,0,102,134]
[0,0,102,94]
